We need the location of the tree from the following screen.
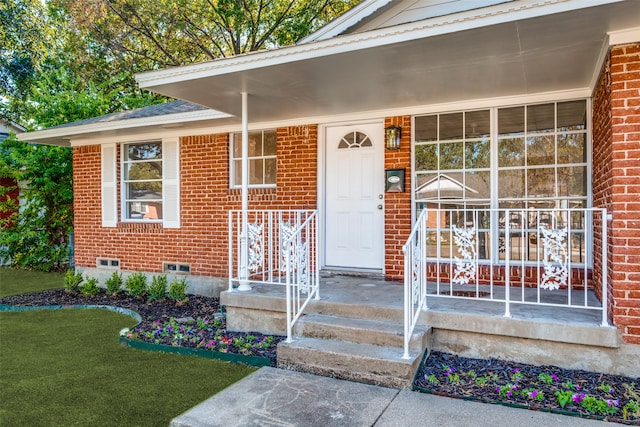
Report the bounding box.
[55,0,360,69]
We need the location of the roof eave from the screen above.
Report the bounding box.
[17,109,232,146]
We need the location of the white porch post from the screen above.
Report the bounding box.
[237,92,252,291]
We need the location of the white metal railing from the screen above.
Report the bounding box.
[228,210,319,341]
[283,212,320,342]
[402,209,428,359]
[403,207,608,359]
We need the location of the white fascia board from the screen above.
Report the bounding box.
[16,108,232,144]
[609,27,640,45]
[297,0,394,44]
[137,0,620,90]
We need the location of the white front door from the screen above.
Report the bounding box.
[325,122,384,270]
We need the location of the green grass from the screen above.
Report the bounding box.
[0,269,257,426]
[0,268,65,297]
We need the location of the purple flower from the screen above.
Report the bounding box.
[551,374,558,382]
[529,390,539,399]
[572,393,585,403]
[607,399,619,407]
[496,387,501,393]
[513,368,520,373]
[506,391,513,397]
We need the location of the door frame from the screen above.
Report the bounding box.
[318,119,385,272]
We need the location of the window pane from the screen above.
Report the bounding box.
[527,168,555,197]
[527,103,554,133]
[249,159,263,185]
[126,201,163,220]
[124,162,162,181]
[498,106,524,136]
[415,144,438,171]
[439,113,463,140]
[415,173,438,200]
[464,170,490,200]
[249,132,262,156]
[557,134,586,164]
[498,138,525,167]
[465,139,490,169]
[499,169,525,198]
[233,134,241,158]
[557,100,586,131]
[127,142,162,160]
[126,182,162,200]
[465,110,490,138]
[415,115,437,141]
[234,160,241,185]
[526,136,555,166]
[265,158,276,184]
[439,142,463,169]
[437,172,464,199]
[264,131,277,156]
[558,166,586,197]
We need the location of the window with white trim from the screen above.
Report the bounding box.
[230,130,276,188]
[101,138,180,228]
[413,99,589,263]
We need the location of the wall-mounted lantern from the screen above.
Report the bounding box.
[385,125,401,150]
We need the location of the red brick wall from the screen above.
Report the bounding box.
[593,43,640,344]
[384,116,412,279]
[73,125,317,278]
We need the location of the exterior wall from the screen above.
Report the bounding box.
[593,43,640,344]
[384,116,412,279]
[73,126,317,294]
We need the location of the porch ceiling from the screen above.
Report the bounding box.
[138,1,640,123]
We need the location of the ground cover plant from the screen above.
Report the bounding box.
[415,351,640,425]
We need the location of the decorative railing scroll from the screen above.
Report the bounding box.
[247,222,264,273]
[539,226,569,291]
[451,225,477,285]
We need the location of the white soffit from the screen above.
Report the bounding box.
[136,0,638,124]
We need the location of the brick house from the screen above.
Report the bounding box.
[21,0,640,379]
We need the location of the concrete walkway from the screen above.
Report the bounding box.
[171,367,616,427]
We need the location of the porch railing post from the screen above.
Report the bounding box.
[504,208,511,318]
[601,208,609,327]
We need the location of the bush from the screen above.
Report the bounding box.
[168,277,188,303]
[105,271,123,295]
[81,276,100,296]
[64,269,83,293]
[147,275,167,302]
[125,272,147,298]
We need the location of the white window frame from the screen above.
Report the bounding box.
[229,129,277,189]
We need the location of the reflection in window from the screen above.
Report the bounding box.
[123,142,163,221]
[231,129,277,188]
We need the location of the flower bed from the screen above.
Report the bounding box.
[414,351,640,425]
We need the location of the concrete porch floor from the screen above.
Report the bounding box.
[221,273,640,377]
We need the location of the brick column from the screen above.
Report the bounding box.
[594,42,640,344]
[384,116,412,280]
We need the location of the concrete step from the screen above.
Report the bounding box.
[277,337,427,389]
[296,313,431,350]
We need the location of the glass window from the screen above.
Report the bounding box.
[122,142,163,221]
[231,130,277,188]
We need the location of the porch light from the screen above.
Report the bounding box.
[385,125,401,150]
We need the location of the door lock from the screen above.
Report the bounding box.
[377,204,383,210]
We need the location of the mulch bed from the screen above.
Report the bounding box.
[0,289,284,363]
[415,351,640,425]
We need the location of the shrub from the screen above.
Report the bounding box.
[125,272,148,298]
[81,276,101,296]
[64,269,83,293]
[105,271,123,295]
[168,277,188,303]
[147,275,168,302]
